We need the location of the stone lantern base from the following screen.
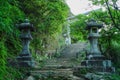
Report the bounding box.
[16,54,35,67]
[80,54,115,72]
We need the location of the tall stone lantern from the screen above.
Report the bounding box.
[86,19,103,59]
[16,19,35,67]
[79,19,115,72]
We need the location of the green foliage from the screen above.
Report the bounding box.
[105,40,120,67]
[18,0,69,34]
[104,74,120,80]
[89,0,105,5]
[0,0,24,79]
[0,0,24,56]
[34,74,69,80]
[70,15,88,43]
[71,0,120,68]
[0,0,69,79]
[0,0,120,79]
[0,41,7,80]
[88,0,120,68]
[89,0,120,29]
[78,68,88,74]
[18,0,69,53]
[4,67,24,80]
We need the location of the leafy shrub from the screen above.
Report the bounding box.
[0,41,7,80]
[104,74,120,80]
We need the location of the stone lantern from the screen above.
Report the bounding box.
[86,19,104,59]
[16,19,35,67]
[79,19,115,72]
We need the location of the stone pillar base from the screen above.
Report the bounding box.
[86,54,105,60]
[16,54,35,67]
[80,54,115,73]
[81,60,114,72]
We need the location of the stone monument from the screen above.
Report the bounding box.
[16,19,35,67]
[80,19,115,72]
[86,19,103,59]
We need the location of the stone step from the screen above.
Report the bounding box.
[30,68,86,80]
[42,58,81,69]
[60,42,88,58]
[69,75,85,80]
[41,65,74,69]
[45,58,74,63]
[31,69,73,77]
[74,66,115,73]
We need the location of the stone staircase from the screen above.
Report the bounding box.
[30,58,85,80]
[60,42,88,59]
[27,43,89,80]
[26,42,114,80]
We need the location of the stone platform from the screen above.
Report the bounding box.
[80,55,115,73]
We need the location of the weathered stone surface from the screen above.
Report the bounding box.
[85,73,107,80]
[31,69,73,77]
[26,76,35,80]
[69,75,85,80]
[30,57,86,80]
[60,42,88,59]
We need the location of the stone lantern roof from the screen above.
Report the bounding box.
[86,19,103,30]
[18,19,34,31]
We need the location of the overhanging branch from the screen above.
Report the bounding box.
[105,0,120,31]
